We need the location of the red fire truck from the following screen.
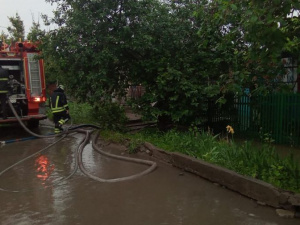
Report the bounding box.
[0,40,47,127]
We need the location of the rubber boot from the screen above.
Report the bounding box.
[59,118,69,125]
[54,123,63,134]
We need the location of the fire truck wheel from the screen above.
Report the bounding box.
[27,120,39,128]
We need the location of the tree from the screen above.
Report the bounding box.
[43,0,210,126]
[42,0,300,128]
[126,0,210,126]
[194,0,300,96]
[7,13,25,42]
[27,21,45,42]
[43,0,166,101]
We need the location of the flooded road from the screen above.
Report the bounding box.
[0,124,299,225]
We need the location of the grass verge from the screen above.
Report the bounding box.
[100,128,300,193]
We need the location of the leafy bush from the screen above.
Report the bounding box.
[45,101,93,124]
[91,102,128,131]
[48,101,127,131]
[68,101,94,124]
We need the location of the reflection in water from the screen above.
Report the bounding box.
[35,155,55,184]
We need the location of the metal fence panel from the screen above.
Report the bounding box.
[204,93,300,146]
[234,93,300,146]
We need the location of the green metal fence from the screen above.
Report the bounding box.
[233,93,300,146]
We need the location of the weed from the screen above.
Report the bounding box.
[128,139,143,154]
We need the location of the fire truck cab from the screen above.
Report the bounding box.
[0,40,47,127]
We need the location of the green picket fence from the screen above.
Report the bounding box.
[233,93,300,146]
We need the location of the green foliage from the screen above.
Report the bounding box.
[42,0,300,129]
[196,0,284,96]
[68,101,95,124]
[47,101,127,131]
[259,128,275,144]
[66,101,128,131]
[27,22,45,41]
[7,13,25,42]
[91,102,128,131]
[43,0,146,103]
[41,0,210,126]
[100,130,128,144]
[46,101,93,124]
[46,107,53,121]
[128,138,144,154]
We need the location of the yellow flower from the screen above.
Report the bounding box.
[226,125,235,134]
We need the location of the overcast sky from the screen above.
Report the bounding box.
[0,0,57,36]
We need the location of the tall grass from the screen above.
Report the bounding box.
[68,101,95,124]
[45,101,94,124]
[47,101,127,130]
[102,128,300,193]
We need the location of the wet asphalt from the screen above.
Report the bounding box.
[0,124,299,225]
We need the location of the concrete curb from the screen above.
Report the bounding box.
[143,142,300,211]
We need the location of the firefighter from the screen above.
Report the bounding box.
[0,65,9,120]
[50,85,70,133]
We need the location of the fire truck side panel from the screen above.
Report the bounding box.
[27,102,40,115]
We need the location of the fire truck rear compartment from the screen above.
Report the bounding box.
[0,60,28,118]
[0,41,47,127]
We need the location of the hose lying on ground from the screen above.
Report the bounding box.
[0,100,157,192]
[79,130,157,183]
[7,100,75,138]
[0,136,39,145]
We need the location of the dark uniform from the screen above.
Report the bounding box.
[0,66,9,119]
[50,85,70,133]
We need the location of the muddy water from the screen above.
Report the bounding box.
[0,126,299,225]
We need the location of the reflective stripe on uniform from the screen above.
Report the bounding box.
[0,78,8,81]
[51,96,65,113]
[51,107,65,113]
[54,128,62,134]
[55,96,60,108]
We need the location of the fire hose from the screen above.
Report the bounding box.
[0,100,157,192]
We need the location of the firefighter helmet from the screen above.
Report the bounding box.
[58,85,64,90]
